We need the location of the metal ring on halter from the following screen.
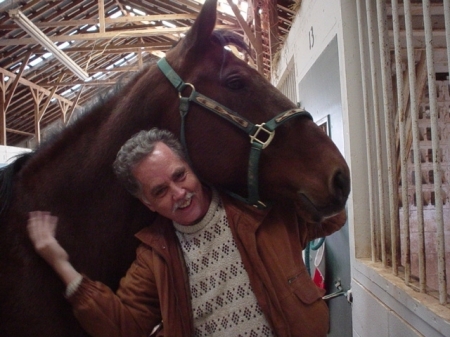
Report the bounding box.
[178,83,195,98]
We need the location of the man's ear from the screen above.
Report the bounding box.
[141,198,156,212]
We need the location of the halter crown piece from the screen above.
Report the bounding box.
[157,58,312,209]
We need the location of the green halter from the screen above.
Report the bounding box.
[157,58,312,209]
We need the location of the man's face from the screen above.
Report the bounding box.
[132,142,211,226]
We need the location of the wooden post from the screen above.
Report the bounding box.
[0,51,31,145]
[30,88,45,144]
[98,0,106,33]
[253,4,264,74]
[0,75,5,145]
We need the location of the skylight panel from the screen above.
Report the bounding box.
[114,58,125,66]
[29,57,43,67]
[132,8,146,16]
[58,42,70,49]
[61,88,73,96]
[109,11,122,19]
[162,20,176,28]
[87,25,98,32]
[9,62,21,70]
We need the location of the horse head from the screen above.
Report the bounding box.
[153,0,350,221]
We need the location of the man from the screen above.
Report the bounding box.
[28,128,345,337]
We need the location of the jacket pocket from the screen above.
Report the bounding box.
[288,269,325,304]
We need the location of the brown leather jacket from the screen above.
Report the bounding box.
[68,193,346,337]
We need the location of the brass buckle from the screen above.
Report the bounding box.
[249,123,275,149]
[178,83,195,98]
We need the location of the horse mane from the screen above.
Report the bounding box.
[211,30,250,54]
[0,62,156,222]
[0,152,34,217]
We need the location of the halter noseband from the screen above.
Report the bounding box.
[157,57,312,209]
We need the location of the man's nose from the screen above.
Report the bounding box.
[171,184,185,199]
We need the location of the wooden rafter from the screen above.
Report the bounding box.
[0,25,239,47]
[99,0,106,34]
[65,85,84,124]
[0,0,299,146]
[0,67,79,107]
[226,0,262,73]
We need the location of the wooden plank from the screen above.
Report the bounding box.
[66,86,84,124]
[98,0,106,34]
[0,67,79,107]
[40,80,116,87]
[0,13,198,30]
[63,42,172,53]
[226,0,261,55]
[38,73,64,122]
[4,51,32,112]
[0,78,5,145]
[267,0,280,74]
[5,128,34,136]
[253,5,264,73]
[0,25,239,46]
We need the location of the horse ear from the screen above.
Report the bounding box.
[183,0,218,51]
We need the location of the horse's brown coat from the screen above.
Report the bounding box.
[0,1,350,336]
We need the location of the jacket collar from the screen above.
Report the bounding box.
[134,191,273,249]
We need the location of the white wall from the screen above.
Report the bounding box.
[272,0,450,336]
[0,145,31,167]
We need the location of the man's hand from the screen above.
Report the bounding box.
[28,211,69,267]
[27,211,81,288]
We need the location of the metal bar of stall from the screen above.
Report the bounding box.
[441,0,450,305]
[392,0,411,284]
[422,0,447,305]
[366,0,387,265]
[445,0,450,76]
[404,0,427,293]
[376,0,399,274]
[357,0,377,262]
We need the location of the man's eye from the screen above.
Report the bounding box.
[175,171,186,181]
[154,187,167,197]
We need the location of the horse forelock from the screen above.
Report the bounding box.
[211,30,249,54]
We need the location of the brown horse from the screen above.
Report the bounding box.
[0,1,350,336]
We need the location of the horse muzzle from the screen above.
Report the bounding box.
[297,167,350,222]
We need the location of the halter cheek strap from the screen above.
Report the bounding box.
[157,57,312,209]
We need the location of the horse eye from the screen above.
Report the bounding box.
[226,76,244,90]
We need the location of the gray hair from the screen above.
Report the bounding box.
[113,128,187,198]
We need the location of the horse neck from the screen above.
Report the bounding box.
[24,63,172,177]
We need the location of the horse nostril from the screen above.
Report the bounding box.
[332,169,350,201]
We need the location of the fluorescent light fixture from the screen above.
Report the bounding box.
[9,9,89,81]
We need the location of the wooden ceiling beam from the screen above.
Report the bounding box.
[63,42,172,53]
[38,73,65,122]
[4,51,32,113]
[0,24,239,46]
[267,0,280,62]
[99,0,106,33]
[226,0,261,57]
[0,67,79,107]
[252,3,264,73]
[0,11,198,30]
[65,85,84,124]
[41,80,117,87]
[277,4,295,16]
[5,128,34,136]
